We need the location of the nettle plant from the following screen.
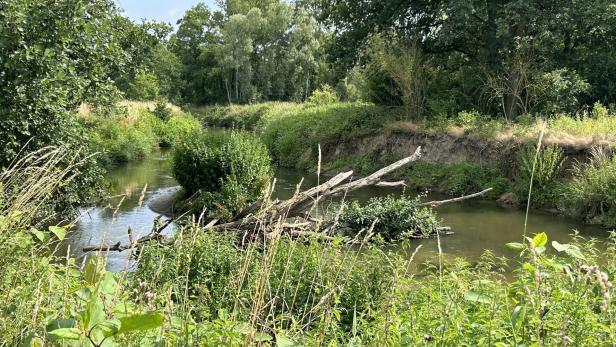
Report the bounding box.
[505,232,613,345]
[44,256,164,346]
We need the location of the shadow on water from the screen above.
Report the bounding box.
[66,154,611,271]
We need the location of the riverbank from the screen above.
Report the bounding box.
[191,102,616,227]
[80,101,201,167]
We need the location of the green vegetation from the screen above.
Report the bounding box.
[85,102,201,166]
[172,130,272,221]
[339,195,440,242]
[2,0,616,345]
[402,161,511,199]
[515,145,566,207]
[566,148,616,226]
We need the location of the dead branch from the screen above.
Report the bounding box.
[419,188,493,207]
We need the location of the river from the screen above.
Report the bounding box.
[63,149,610,271]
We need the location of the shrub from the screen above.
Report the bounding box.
[339,195,440,242]
[405,161,510,198]
[172,130,272,220]
[153,99,172,121]
[516,144,565,206]
[591,101,609,119]
[127,71,160,101]
[565,148,616,226]
[308,84,338,105]
[536,68,590,116]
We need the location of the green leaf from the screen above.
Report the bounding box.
[506,242,525,251]
[76,288,92,301]
[100,272,118,295]
[511,305,526,329]
[276,333,298,347]
[532,232,548,248]
[552,241,586,260]
[46,317,76,332]
[523,262,536,273]
[464,291,491,304]
[48,328,83,340]
[49,226,67,241]
[254,332,273,342]
[84,287,105,330]
[30,228,49,242]
[83,256,105,286]
[118,312,164,334]
[98,319,122,337]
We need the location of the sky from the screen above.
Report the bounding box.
[115,0,218,25]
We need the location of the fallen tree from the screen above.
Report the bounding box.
[84,146,493,252]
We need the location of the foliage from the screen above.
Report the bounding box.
[132,224,616,345]
[127,71,160,101]
[45,256,164,346]
[307,84,338,105]
[339,195,440,242]
[320,0,616,118]
[86,102,201,166]
[363,33,425,116]
[172,130,272,220]
[516,144,565,207]
[172,1,324,105]
[565,148,616,227]
[404,161,511,198]
[0,0,126,167]
[152,99,172,122]
[535,69,590,116]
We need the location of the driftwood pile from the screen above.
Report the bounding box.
[84,147,492,252]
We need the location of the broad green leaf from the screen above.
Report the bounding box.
[532,232,548,248]
[100,272,118,295]
[511,305,526,329]
[552,240,567,252]
[118,312,164,334]
[552,241,586,260]
[85,288,105,330]
[84,256,105,285]
[233,322,254,335]
[49,226,67,240]
[276,333,298,347]
[506,242,525,251]
[464,291,491,304]
[99,319,122,337]
[30,228,49,242]
[46,317,76,332]
[48,328,83,340]
[254,332,273,342]
[523,262,536,273]
[76,288,92,301]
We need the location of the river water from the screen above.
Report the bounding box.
[65,150,610,271]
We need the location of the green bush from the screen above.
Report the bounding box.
[88,111,159,165]
[308,84,339,105]
[127,71,160,101]
[536,68,590,116]
[172,130,272,220]
[405,161,510,198]
[339,195,440,242]
[157,112,202,147]
[565,148,616,226]
[153,99,172,121]
[516,144,565,206]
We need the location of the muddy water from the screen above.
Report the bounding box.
[68,151,610,271]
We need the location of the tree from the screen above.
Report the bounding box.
[0,0,126,166]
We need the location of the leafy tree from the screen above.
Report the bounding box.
[0,0,125,166]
